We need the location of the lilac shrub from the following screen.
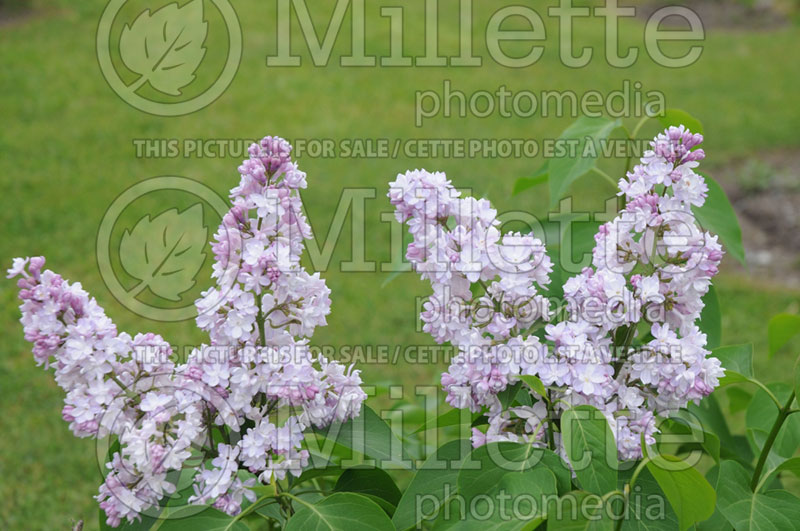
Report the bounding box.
[388,126,725,461]
[8,136,367,527]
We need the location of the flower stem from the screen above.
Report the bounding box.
[256,293,267,347]
[612,324,637,376]
[751,390,796,491]
[546,390,556,451]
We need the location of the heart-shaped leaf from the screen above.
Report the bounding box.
[768,313,800,358]
[456,443,559,529]
[413,408,478,434]
[155,506,248,530]
[698,285,721,350]
[285,492,394,531]
[796,359,800,404]
[663,412,721,464]
[716,460,800,530]
[693,174,745,266]
[520,374,548,399]
[746,383,800,458]
[558,215,602,273]
[713,344,753,386]
[727,387,753,414]
[687,394,753,465]
[561,406,618,496]
[513,163,548,196]
[392,439,472,531]
[334,467,401,514]
[695,465,733,531]
[620,467,681,530]
[547,117,621,208]
[311,405,409,469]
[759,457,800,492]
[546,491,614,530]
[458,442,573,500]
[657,109,704,135]
[644,455,716,531]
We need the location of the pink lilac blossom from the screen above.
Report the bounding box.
[9,136,366,527]
[389,125,725,461]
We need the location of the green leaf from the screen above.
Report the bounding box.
[538,220,564,299]
[520,374,547,399]
[727,387,754,414]
[119,0,208,96]
[413,408,477,434]
[768,313,800,358]
[497,381,523,409]
[645,455,716,531]
[713,344,753,386]
[119,204,207,301]
[558,215,602,272]
[311,405,409,468]
[663,412,721,463]
[760,457,800,490]
[457,443,558,528]
[546,491,614,530]
[99,510,159,531]
[379,269,404,289]
[256,501,285,525]
[334,467,401,512]
[716,460,800,530]
[746,428,786,475]
[796,359,800,402]
[745,383,800,458]
[285,492,394,531]
[513,163,548,196]
[657,109,704,135]
[698,286,722,349]
[548,117,621,208]
[693,174,746,265]
[696,465,733,531]
[619,467,680,531]
[541,447,575,495]
[392,440,472,531]
[687,394,753,465]
[157,507,247,531]
[290,459,341,487]
[381,230,413,288]
[98,482,215,530]
[545,243,564,299]
[458,442,572,501]
[561,406,618,496]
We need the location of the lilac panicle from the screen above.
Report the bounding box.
[389,125,724,460]
[9,136,366,527]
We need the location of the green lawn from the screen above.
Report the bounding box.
[1,0,799,528]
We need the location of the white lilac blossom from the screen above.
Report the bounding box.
[389,126,725,461]
[9,136,366,527]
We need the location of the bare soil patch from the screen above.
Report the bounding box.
[713,149,800,286]
[0,1,35,27]
[637,0,790,31]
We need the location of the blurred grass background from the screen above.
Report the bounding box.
[1,0,799,528]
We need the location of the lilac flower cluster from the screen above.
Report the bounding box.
[9,136,366,527]
[389,126,725,460]
[188,136,366,500]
